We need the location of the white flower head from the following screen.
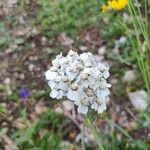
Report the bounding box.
[45,50,111,114]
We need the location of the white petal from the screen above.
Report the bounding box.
[84,60,93,67]
[106,83,111,88]
[103,70,110,79]
[80,53,88,60]
[99,81,107,89]
[50,89,58,98]
[92,69,100,79]
[74,99,81,106]
[67,55,73,62]
[50,66,58,71]
[58,58,64,65]
[98,64,106,71]
[69,74,76,81]
[89,77,95,85]
[97,91,105,101]
[67,50,78,62]
[82,98,89,105]
[97,88,110,101]
[82,68,91,74]
[57,82,68,91]
[82,80,90,88]
[91,102,98,110]
[45,70,57,80]
[103,88,110,96]
[67,90,78,101]
[55,76,62,82]
[88,97,94,104]
[67,72,76,81]
[48,81,56,89]
[97,103,106,113]
[78,106,88,114]
[78,89,84,100]
[105,96,110,103]
[68,50,77,56]
[56,90,64,99]
[92,81,100,90]
[65,68,76,81]
[56,52,63,58]
[63,91,67,97]
[99,79,111,89]
[52,58,59,66]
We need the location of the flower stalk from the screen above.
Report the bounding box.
[127,0,150,102]
[86,114,105,150]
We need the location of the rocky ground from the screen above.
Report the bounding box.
[0,0,150,149]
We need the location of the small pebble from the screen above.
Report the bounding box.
[19,73,25,80]
[35,103,47,115]
[4,78,11,85]
[31,28,40,36]
[119,36,127,44]
[128,90,148,111]
[93,55,104,63]
[9,0,17,4]
[10,44,18,50]
[79,46,87,51]
[28,64,34,71]
[98,46,106,56]
[110,78,118,85]
[0,1,3,7]
[14,72,19,78]
[62,101,74,111]
[123,70,136,82]
[41,36,47,45]
[5,48,13,54]
[55,107,63,114]
[31,42,36,48]
[44,48,54,54]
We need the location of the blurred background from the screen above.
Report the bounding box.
[0,0,150,149]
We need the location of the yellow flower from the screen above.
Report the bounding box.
[108,0,128,10]
[102,0,128,12]
[102,5,110,13]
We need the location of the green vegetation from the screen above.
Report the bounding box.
[36,0,100,37]
[0,0,150,149]
[12,110,66,150]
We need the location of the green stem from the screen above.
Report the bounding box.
[110,122,115,150]
[128,0,150,102]
[81,118,86,150]
[105,118,134,143]
[114,123,134,142]
[86,115,105,150]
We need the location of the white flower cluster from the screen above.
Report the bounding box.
[45,50,111,114]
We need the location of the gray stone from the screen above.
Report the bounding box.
[128,90,148,111]
[123,70,136,82]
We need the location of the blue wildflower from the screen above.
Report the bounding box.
[19,88,29,100]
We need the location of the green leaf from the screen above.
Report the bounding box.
[0,128,8,138]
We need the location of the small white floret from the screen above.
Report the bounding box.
[45,50,111,114]
[50,89,58,98]
[78,106,88,114]
[45,70,58,80]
